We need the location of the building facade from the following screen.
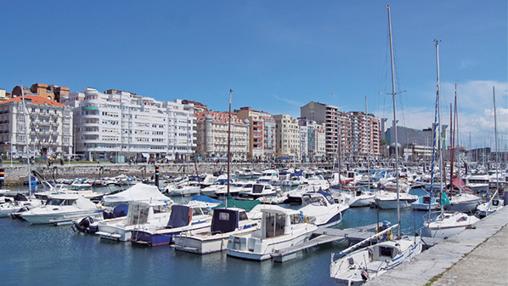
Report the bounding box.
[196,111,249,161]
[300,101,339,159]
[69,88,196,162]
[12,83,70,103]
[0,96,73,158]
[273,114,300,160]
[298,118,326,162]
[348,111,381,158]
[236,107,276,160]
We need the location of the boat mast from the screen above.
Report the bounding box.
[449,101,453,190]
[337,121,342,188]
[492,86,499,191]
[365,96,372,190]
[386,4,401,238]
[226,89,233,207]
[434,39,445,215]
[20,87,32,197]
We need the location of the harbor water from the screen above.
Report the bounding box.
[0,186,428,286]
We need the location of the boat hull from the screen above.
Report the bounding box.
[444,200,480,213]
[375,199,412,209]
[21,210,102,225]
[227,231,313,261]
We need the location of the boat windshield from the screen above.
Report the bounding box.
[303,196,327,206]
[46,199,74,206]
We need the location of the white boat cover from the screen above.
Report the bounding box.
[76,196,98,210]
[103,183,173,206]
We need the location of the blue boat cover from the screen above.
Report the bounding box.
[113,203,129,217]
[211,208,239,234]
[168,205,191,228]
[191,195,222,205]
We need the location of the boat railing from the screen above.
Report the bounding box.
[330,224,399,263]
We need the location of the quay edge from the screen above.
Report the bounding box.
[366,206,508,286]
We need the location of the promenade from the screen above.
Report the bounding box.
[367,206,508,286]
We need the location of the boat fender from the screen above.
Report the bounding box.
[361,269,369,281]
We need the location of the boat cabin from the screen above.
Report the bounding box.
[166,203,211,229]
[125,201,169,226]
[210,208,249,234]
[259,206,303,239]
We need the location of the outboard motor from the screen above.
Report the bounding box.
[72,216,98,234]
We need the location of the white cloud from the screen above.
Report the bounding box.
[375,80,508,150]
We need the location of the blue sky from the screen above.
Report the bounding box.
[1,0,507,147]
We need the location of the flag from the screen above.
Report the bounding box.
[441,192,450,206]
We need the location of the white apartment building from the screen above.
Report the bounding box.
[274,114,300,160]
[299,118,326,161]
[0,96,73,158]
[299,125,309,161]
[68,88,196,162]
[196,111,249,161]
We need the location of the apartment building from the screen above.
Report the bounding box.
[299,118,326,161]
[12,83,70,103]
[348,111,381,158]
[69,88,196,162]
[273,114,300,160]
[196,111,249,161]
[236,107,276,160]
[300,101,339,159]
[0,95,73,158]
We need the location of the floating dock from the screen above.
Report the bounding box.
[272,224,379,263]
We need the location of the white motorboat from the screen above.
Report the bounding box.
[0,194,43,218]
[349,189,376,208]
[174,208,259,254]
[102,182,173,206]
[374,191,418,209]
[96,201,172,242]
[281,175,306,187]
[227,205,318,261]
[34,188,103,201]
[444,192,481,213]
[299,191,349,227]
[304,174,330,190]
[256,169,279,185]
[236,169,262,180]
[214,181,255,197]
[130,202,213,246]
[165,181,202,197]
[21,194,102,225]
[422,211,479,239]
[476,190,504,217]
[285,184,322,204]
[330,234,422,285]
[241,183,278,199]
[200,176,230,195]
[465,174,490,193]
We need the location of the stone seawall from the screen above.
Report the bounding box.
[2,162,336,186]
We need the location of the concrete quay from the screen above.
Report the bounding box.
[367,207,508,286]
[1,162,334,186]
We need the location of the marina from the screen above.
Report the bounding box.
[0,1,506,286]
